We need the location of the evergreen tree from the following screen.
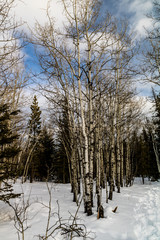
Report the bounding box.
[55,97,70,183]
[55,139,70,183]
[28,95,41,183]
[136,129,151,182]
[152,90,160,176]
[0,103,21,201]
[36,126,55,181]
[29,95,41,141]
[153,90,160,153]
[145,125,159,180]
[131,125,159,182]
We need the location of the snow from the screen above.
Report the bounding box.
[0,178,160,240]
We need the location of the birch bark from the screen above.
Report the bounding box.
[74,0,92,215]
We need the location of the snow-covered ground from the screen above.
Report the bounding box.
[0,178,160,240]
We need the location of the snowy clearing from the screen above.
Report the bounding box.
[0,178,160,240]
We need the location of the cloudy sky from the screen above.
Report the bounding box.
[13,0,153,37]
[13,0,154,66]
[12,0,155,106]
[104,0,153,35]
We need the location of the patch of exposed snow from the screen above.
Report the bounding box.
[0,178,160,240]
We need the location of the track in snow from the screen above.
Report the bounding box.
[134,183,160,240]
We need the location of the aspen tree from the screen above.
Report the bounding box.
[0,0,26,196]
[142,1,160,86]
[31,0,115,215]
[29,0,141,215]
[0,0,24,97]
[108,97,116,200]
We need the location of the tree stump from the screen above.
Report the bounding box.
[97,205,104,219]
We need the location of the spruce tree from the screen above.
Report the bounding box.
[55,139,70,183]
[0,103,20,201]
[55,97,70,183]
[28,95,41,183]
[29,95,41,141]
[152,90,160,176]
[153,91,160,153]
[136,129,150,183]
[36,126,55,181]
[145,125,159,180]
[131,125,159,182]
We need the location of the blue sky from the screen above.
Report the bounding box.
[14,0,153,37]
[102,0,153,37]
[13,0,156,100]
[16,0,154,66]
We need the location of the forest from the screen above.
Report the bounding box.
[0,0,160,221]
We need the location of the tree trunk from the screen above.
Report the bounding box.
[126,134,131,187]
[120,139,124,187]
[105,145,109,203]
[75,8,92,214]
[151,132,160,173]
[109,136,115,200]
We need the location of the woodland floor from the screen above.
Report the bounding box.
[0,178,160,240]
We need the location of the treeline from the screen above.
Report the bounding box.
[0,0,160,217]
[21,95,70,184]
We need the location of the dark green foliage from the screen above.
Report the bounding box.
[54,97,71,183]
[0,181,21,202]
[0,103,21,200]
[36,126,55,180]
[146,128,159,180]
[26,95,70,183]
[131,126,159,181]
[27,95,41,182]
[29,95,41,141]
[54,141,70,183]
[153,90,160,154]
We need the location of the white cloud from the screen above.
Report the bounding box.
[12,0,154,36]
[128,0,152,14]
[117,0,153,38]
[12,0,156,101]
[13,0,65,31]
[13,0,47,26]
[12,0,154,40]
[134,17,152,37]
[139,96,154,118]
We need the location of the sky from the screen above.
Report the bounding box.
[12,0,156,111]
[103,0,153,35]
[13,0,154,71]
[13,0,153,37]
[12,0,154,65]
